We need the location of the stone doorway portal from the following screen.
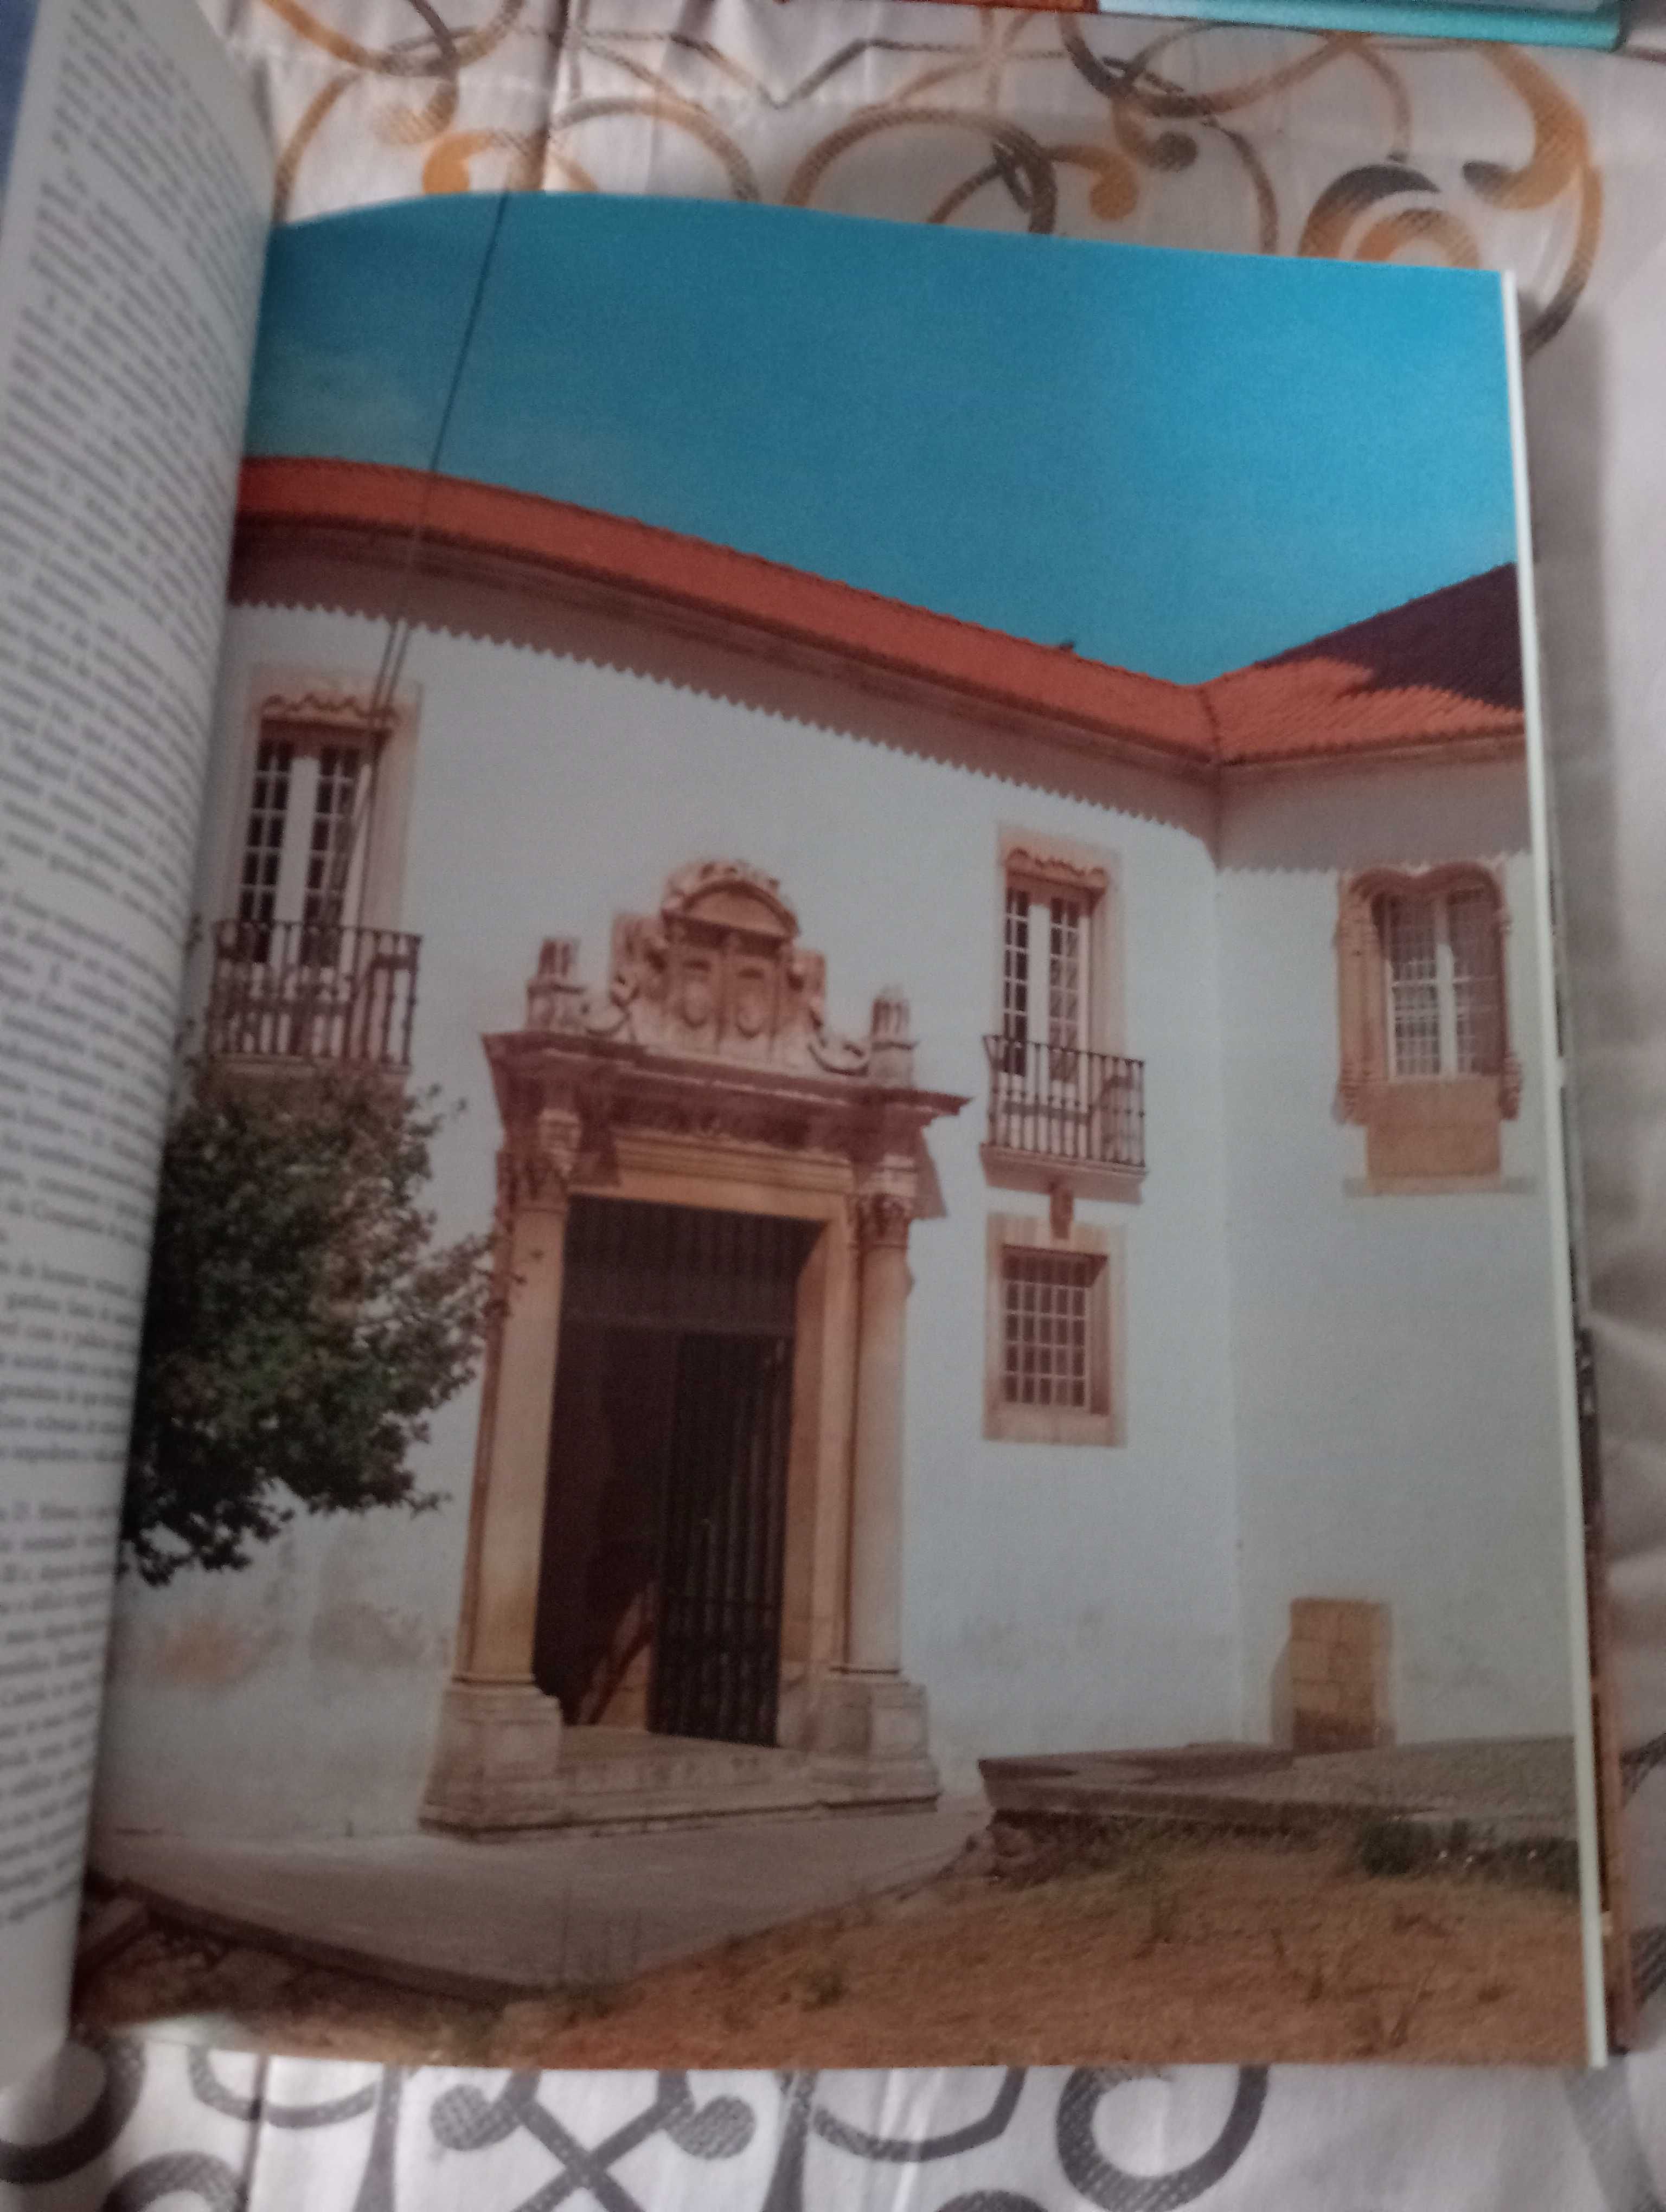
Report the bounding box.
[534,1197,816,1747]
[421,861,967,1834]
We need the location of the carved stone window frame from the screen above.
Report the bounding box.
[221,665,422,936]
[983,1211,1126,1448]
[1335,862,1521,1192]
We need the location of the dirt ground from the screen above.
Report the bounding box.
[76,1825,1587,2069]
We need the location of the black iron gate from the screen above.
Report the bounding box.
[560,1198,813,1747]
[652,1330,795,1744]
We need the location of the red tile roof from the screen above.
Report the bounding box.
[1202,567,1524,767]
[236,458,1525,777]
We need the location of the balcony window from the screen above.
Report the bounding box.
[235,731,370,946]
[206,677,423,1072]
[1001,882,1091,1070]
[985,829,1141,1202]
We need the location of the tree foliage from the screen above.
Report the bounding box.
[123,1073,495,1586]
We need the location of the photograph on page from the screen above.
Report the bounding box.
[80,193,1607,2068]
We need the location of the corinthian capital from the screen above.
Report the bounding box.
[853,1188,913,1251]
[498,1102,584,1215]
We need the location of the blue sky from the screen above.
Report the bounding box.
[249,195,1519,685]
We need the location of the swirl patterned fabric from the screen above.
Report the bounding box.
[8,0,1666,2202]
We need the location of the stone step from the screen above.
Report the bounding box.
[539,1726,824,1829]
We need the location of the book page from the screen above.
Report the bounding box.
[0,0,270,2085]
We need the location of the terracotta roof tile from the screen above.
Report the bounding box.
[236,459,1525,776]
[1202,568,1524,765]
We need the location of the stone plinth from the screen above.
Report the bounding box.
[421,1681,568,1835]
[1289,1598,1393,1753]
[810,1672,940,1808]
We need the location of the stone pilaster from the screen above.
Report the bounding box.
[422,1101,580,1832]
[846,1187,911,1675]
[811,1180,939,1807]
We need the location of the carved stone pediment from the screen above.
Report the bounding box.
[526,860,888,1079]
[659,858,797,940]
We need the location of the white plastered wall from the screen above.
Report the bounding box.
[1216,758,1575,1747]
[95,597,1244,1836]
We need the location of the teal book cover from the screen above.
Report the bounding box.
[1100,0,1622,48]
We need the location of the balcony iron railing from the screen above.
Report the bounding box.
[206,918,421,1070]
[984,1033,1145,1173]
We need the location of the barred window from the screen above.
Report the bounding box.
[1002,1249,1097,1410]
[1376,886,1503,1079]
[1380,893,1440,1077]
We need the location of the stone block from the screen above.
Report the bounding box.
[810,1671,940,1808]
[421,1679,569,1834]
[1287,1597,1392,1756]
[1289,1640,1330,1688]
[1290,1598,1345,1642]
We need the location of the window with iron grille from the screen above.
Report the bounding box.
[1337,867,1517,1189]
[985,1215,1122,1445]
[1001,1249,1097,1410]
[1376,886,1504,1079]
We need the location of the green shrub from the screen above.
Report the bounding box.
[123,1071,493,1584]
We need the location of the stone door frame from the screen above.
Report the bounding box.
[422,864,965,1833]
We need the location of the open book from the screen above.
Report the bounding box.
[0,0,1626,2084]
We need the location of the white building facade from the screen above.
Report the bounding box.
[94,463,1577,1840]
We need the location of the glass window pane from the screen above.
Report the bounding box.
[1048,895,1085,1053]
[303,745,363,933]
[236,738,293,933]
[1001,1250,1097,1411]
[1002,883,1030,1049]
[1380,893,1440,1077]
